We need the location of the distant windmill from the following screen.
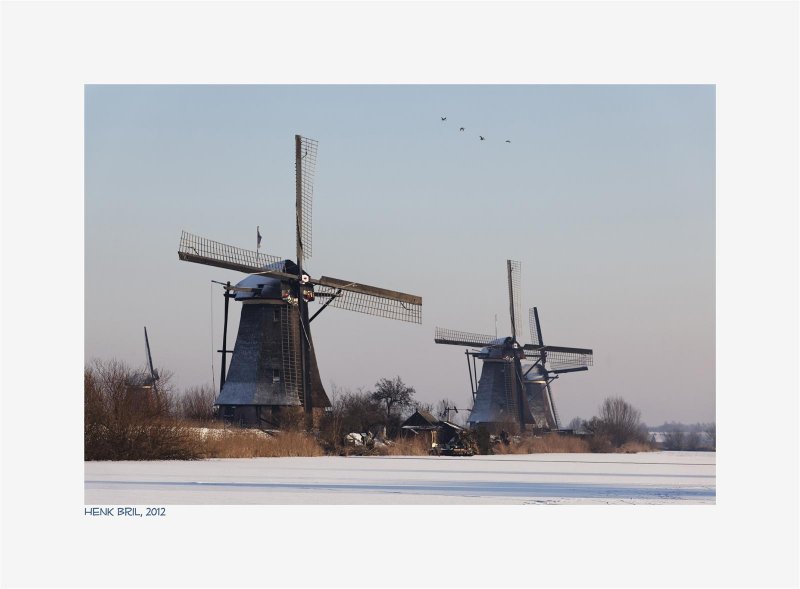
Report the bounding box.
[178,135,422,429]
[124,327,161,414]
[143,326,160,392]
[435,260,592,432]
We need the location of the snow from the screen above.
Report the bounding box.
[84,451,715,505]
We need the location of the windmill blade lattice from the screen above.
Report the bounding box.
[507,260,522,341]
[179,231,284,274]
[296,135,318,262]
[524,346,593,371]
[316,284,421,323]
[434,327,498,348]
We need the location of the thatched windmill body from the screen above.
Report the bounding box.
[435,260,592,433]
[178,135,422,428]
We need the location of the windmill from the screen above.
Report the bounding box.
[126,326,161,391]
[143,326,160,392]
[123,327,162,416]
[435,260,592,433]
[178,135,422,429]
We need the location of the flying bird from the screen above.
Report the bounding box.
[479,136,485,141]
[441,116,447,121]
[505,140,511,143]
[459,127,465,131]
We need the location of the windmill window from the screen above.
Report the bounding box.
[272,369,281,383]
[273,308,280,321]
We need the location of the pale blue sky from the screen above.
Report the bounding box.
[85,85,715,424]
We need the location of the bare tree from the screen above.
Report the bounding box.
[371,376,415,422]
[415,401,435,415]
[335,387,384,434]
[663,430,685,451]
[435,398,457,421]
[684,430,702,451]
[597,396,645,447]
[704,422,716,450]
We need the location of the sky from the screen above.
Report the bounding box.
[84,84,715,425]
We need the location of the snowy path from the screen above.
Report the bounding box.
[84,451,715,505]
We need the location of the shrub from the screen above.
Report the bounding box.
[587,433,614,453]
[85,359,197,460]
[318,385,389,452]
[179,384,217,422]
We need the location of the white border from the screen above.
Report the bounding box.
[2,1,798,588]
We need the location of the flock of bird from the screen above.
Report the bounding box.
[440,116,511,143]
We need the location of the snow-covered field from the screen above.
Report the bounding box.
[85,451,714,505]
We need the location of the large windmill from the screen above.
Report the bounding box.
[435,260,592,433]
[178,135,422,429]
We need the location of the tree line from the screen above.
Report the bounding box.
[85,357,714,459]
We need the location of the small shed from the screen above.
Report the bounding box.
[401,410,440,446]
[401,411,466,449]
[403,409,439,428]
[437,420,466,446]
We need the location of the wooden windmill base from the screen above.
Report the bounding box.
[219,404,327,430]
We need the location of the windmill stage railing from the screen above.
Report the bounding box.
[179,231,283,274]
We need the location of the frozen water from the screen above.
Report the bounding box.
[85,451,715,505]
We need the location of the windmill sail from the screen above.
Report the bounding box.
[507,260,522,341]
[315,275,422,323]
[434,327,498,348]
[143,326,159,389]
[529,307,543,346]
[295,135,318,266]
[179,231,283,274]
[523,344,594,371]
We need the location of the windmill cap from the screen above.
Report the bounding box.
[234,259,297,301]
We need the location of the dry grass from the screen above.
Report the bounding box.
[189,429,324,458]
[379,436,431,456]
[495,434,591,454]
[618,440,655,453]
[492,434,656,455]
